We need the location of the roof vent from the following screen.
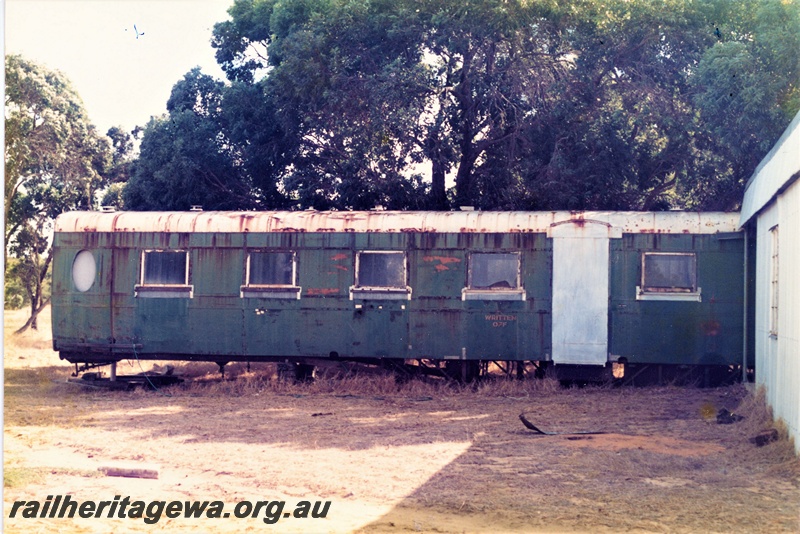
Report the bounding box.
[190,205,203,212]
[100,206,116,213]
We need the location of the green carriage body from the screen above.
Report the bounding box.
[51,211,750,374]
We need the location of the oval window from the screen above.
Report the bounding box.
[72,250,97,292]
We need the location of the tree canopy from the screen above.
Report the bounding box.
[5,55,112,329]
[127,0,800,212]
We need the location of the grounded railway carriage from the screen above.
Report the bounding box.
[52,211,750,381]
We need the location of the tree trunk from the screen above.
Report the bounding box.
[15,247,54,334]
[430,157,449,210]
[452,48,479,209]
[454,147,480,209]
[14,298,50,335]
[29,297,39,330]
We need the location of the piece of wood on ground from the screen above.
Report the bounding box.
[98,463,160,479]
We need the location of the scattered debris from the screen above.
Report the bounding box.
[716,408,744,424]
[699,402,717,420]
[750,429,779,447]
[67,368,183,390]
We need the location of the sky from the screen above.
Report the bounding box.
[6,0,234,135]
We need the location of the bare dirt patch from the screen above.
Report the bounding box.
[4,307,800,533]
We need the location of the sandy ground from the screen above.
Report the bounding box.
[3,307,800,533]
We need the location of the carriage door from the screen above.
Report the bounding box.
[548,220,621,366]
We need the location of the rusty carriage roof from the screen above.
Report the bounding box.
[54,210,742,235]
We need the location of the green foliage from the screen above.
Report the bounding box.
[123,68,255,210]
[104,126,135,185]
[100,182,126,210]
[132,0,799,212]
[4,258,28,310]
[4,255,51,311]
[4,55,111,326]
[5,56,111,224]
[689,0,800,208]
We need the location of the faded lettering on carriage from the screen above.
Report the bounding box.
[485,314,517,327]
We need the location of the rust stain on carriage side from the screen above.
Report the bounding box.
[55,210,742,235]
[701,321,721,336]
[238,213,256,233]
[423,256,461,264]
[423,256,462,272]
[306,288,339,296]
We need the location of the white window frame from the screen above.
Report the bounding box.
[241,250,301,299]
[636,252,700,302]
[135,250,193,298]
[350,251,411,300]
[462,252,526,301]
[769,226,779,338]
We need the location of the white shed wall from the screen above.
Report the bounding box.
[754,180,800,453]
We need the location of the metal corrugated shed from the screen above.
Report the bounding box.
[740,109,800,226]
[741,109,800,455]
[752,183,800,455]
[55,210,741,235]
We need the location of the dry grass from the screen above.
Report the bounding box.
[733,385,800,475]
[4,306,800,533]
[117,355,569,400]
[4,467,103,489]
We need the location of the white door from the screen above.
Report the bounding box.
[549,220,620,366]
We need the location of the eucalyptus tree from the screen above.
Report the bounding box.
[506,0,723,210]
[4,55,111,330]
[207,0,799,211]
[689,0,800,209]
[212,0,569,209]
[213,0,430,209]
[124,68,262,210]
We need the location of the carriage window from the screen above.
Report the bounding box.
[241,251,301,299]
[350,251,410,300]
[72,250,96,292]
[469,253,520,289]
[463,253,525,300]
[637,253,700,301]
[143,251,187,285]
[248,252,295,286]
[357,251,405,288]
[135,250,193,298]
